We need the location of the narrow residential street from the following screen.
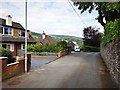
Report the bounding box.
[2,52,118,88]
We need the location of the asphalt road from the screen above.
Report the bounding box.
[31,57,57,70]
[2,52,118,89]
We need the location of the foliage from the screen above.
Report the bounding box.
[57,40,68,49]
[101,19,120,46]
[72,2,120,26]
[0,47,15,64]
[0,47,12,58]
[83,26,102,47]
[82,45,100,52]
[28,43,64,53]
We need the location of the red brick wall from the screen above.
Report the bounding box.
[1,54,31,81]
[58,50,69,58]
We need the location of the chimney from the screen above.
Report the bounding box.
[6,15,12,26]
[42,31,46,39]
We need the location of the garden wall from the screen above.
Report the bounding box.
[1,54,31,81]
[58,49,69,58]
[100,36,120,88]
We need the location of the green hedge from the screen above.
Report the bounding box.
[28,44,64,53]
[0,47,12,58]
[82,46,100,52]
[0,47,15,64]
[101,19,120,46]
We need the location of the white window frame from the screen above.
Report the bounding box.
[4,27,13,36]
[18,30,25,37]
[21,44,25,50]
[2,43,14,51]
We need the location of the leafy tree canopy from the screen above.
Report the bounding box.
[71,1,120,27]
[83,26,102,47]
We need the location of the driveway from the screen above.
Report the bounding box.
[2,52,118,88]
[31,56,57,70]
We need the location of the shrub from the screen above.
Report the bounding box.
[0,47,12,58]
[27,43,64,53]
[0,47,15,64]
[101,19,120,46]
[82,45,100,52]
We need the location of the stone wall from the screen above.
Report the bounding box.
[100,36,120,88]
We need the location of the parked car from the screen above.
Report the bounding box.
[74,45,80,52]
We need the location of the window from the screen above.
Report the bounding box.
[2,44,14,51]
[19,30,25,37]
[4,27,12,35]
[21,44,25,50]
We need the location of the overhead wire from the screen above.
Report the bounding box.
[67,0,87,27]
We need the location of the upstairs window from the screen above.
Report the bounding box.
[4,27,12,35]
[19,30,25,37]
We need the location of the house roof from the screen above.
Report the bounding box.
[67,41,75,48]
[0,35,36,44]
[0,18,25,30]
[40,35,57,45]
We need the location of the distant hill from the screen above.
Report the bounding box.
[50,34,82,40]
[31,31,41,37]
[31,31,83,41]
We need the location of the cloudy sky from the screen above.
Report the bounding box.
[0,0,103,37]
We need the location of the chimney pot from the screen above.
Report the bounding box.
[6,15,12,26]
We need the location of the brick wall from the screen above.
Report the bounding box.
[58,49,69,58]
[1,54,31,81]
[100,36,120,88]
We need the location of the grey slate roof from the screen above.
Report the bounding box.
[0,35,36,44]
[0,18,24,30]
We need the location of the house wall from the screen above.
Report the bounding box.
[13,28,19,36]
[27,31,30,38]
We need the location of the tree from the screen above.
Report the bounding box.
[83,26,102,47]
[57,40,68,49]
[71,1,120,27]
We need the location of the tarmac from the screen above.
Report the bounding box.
[2,52,118,89]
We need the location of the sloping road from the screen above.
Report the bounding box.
[2,52,118,88]
[31,57,57,70]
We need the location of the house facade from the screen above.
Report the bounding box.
[0,15,36,56]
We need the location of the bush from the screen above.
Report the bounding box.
[102,19,120,46]
[0,47,12,58]
[82,45,100,52]
[0,47,15,64]
[27,43,64,53]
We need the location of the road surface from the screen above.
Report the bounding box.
[31,57,57,70]
[2,52,118,89]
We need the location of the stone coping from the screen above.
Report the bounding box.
[0,57,8,60]
[7,62,19,67]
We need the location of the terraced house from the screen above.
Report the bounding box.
[0,15,36,56]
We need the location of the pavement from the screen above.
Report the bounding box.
[2,52,118,88]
